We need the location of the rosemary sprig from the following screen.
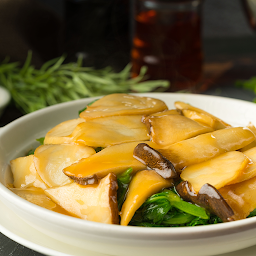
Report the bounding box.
[0,51,169,114]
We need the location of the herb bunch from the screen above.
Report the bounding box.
[0,51,169,114]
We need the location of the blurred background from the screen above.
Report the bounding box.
[0,0,255,70]
[1,0,256,121]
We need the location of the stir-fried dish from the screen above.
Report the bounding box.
[8,93,256,227]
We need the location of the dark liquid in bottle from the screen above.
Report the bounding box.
[131,9,203,91]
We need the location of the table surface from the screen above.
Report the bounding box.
[1,35,256,256]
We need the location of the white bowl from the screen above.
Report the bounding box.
[0,86,11,117]
[1,93,256,256]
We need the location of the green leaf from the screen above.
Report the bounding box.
[26,149,35,156]
[19,50,32,76]
[248,208,256,218]
[171,200,209,219]
[130,188,210,227]
[147,190,208,219]
[186,215,222,226]
[117,168,133,211]
[78,99,99,115]
[117,167,133,184]
[141,200,172,224]
[36,137,45,145]
[162,212,195,225]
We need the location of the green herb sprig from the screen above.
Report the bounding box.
[0,51,169,114]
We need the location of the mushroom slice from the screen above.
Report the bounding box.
[180,151,249,192]
[71,115,149,148]
[182,109,226,130]
[143,109,180,119]
[219,175,256,220]
[10,187,70,215]
[240,122,256,151]
[230,147,256,184]
[45,173,119,224]
[79,93,168,120]
[244,146,256,162]
[175,101,231,129]
[44,118,85,145]
[10,155,48,189]
[151,109,180,116]
[63,141,155,185]
[158,127,255,170]
[133,143,178,179]
[143,114,213,147]
[34,144,95,187]
[141,109,180,133]
[176,181,235,222]
[120,170,173,226]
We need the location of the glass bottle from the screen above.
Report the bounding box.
[131,0,204,91]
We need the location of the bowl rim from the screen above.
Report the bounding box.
[1,92,256,240]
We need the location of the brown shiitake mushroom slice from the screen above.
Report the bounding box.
[63,141,153,185]
[34,144,96,188]
[133,143,178,179]
[176,181,235,222]
[45,173,119,224]
[69,174,99,186]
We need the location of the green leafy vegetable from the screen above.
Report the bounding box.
[186,215,222,226]
[0,51,169,114]
[145,190,209,219]
[36,137,45,145]
[118,167,133,184]
[26,137,45,155]
[162,212,195,225]
[248,208,256,218]
[139,199,172,224]
[130,189,214,227]
[117,168,133,211]
[94,147,104,153]
[26,149,35,156]
[78,99,98,115]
